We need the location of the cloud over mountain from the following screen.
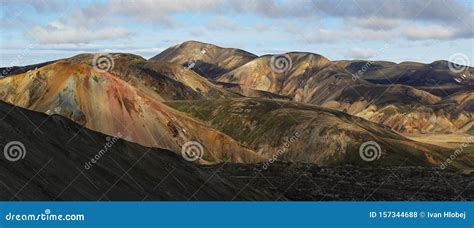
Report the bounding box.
[1,0,472,66]
[28,21,130,44]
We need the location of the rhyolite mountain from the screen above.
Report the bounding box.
[150,40,257,80]
[1,53,241,101]
[214,52,473,134]
[335,60,474,96]
[64,53,240,100]
[151,41,472,134]
[0,61,264,164]
[1,40,473,168]
[166,98,472,170]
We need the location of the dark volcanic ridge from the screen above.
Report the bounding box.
[0,101,273,201]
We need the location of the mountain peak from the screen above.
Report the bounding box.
[150,41,257,79]
[177,40,255,55]
[179,40,213,47]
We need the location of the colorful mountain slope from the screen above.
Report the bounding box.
[215,53,473,134]
[150,40,257,80]
[0,61,264,164]
[166,98,473,170]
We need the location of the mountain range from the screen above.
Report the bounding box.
[1,40,473,200]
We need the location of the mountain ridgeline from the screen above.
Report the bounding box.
[150,41,473,135]
[1,40,473,171]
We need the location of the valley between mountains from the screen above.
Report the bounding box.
[1,41,473,201]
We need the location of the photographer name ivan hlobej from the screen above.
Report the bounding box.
[427,211,466,219]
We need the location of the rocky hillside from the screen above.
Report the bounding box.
[215,52,473,134]
[66,53,239,100]
[322,84,473,134]
[150,41,257,80]
[166,98,472,170]
[0,61,264,164]
[5,43,471,135]
[335,60,474,96]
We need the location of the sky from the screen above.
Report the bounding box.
[0,0,473,66]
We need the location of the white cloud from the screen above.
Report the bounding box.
[348,48,378,59]
[301,29,340,43]
[28,21,130,44]
[313,0,468,24]
[104,0,224,25]
[302,27,395,44]
[4,0,472,51]
[204,16,240,31]
[349,28,395,41]
[0,0,64,12]
[348,17,399,31]
[403,25,455,40]
[16,0,471,47]
[77,0,471,29]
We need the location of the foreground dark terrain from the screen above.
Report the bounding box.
[205,164,474,201]
[1,101,472,201]
[0,101,273,201]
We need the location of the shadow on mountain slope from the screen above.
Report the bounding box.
[1,101,472,201]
